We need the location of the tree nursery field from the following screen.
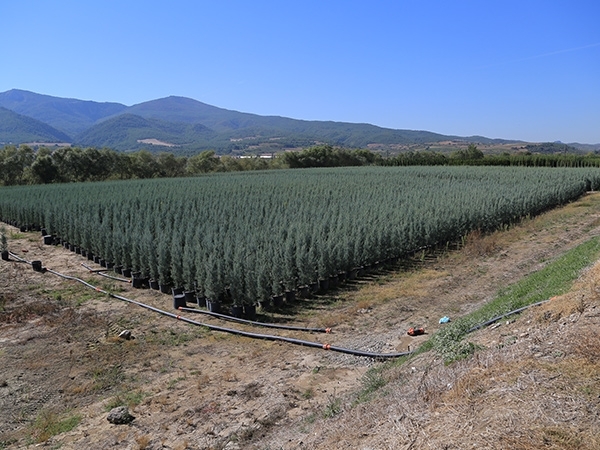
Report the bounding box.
[1,166,599,312]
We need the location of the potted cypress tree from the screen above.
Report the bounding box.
[1,226,9,261]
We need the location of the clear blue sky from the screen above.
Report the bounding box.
[1,1,599,143]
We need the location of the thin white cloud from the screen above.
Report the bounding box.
[477,41,600,69]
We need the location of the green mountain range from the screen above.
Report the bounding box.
[1,89,595,154]
[0,107,71,144]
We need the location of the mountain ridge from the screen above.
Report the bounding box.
[2,89,596,153]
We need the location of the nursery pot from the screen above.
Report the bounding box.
[149,279,159,290]
[184,291,195,303]
[43,235,53,245]
[159,284,172,295]
[244,304,257,321]
[206,299,221,313]
[231,305,244,318]
[285,290,296,302]
[298,285,310,298]
[122,268,132,278]
[173,294,186,310]
[318,278,330,292]
[113,265,123,275]
[272,294,284,308]
[196,295,206,308]
[1,250,9,261]
[31,260,43,272]
[172,287,184,296]
[87,252,94,261]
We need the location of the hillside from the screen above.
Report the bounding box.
[1,192,599,449]
[0,107,71,144]
[0,89,127,135]
[76,113,217,151]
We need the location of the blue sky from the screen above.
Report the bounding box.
[1,1,599,143]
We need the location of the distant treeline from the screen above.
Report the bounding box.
[1,143,599,186]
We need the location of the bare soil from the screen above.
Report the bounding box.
[1,193,600,449]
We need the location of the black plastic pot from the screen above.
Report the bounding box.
[149,279,159,290]
[309,281,319,293]
[106,261,114,270]
[113,265,123,275]
[19,226,27,233]
[173,294,186,310]
[1,250,9,261]
[259,298,272,310]
[159,284,172,295]
[318,278,330,292]
[131,272,146,289]
[329,275,339,288]
[41,228,47,236]
[87,252,94,261]
[244,304,257,321]
[298,285,310,298]
[75,247,81,255]
[32,260,43,272]
[206,299,221,313]
[43,235,53,245]
[122,268,132,278]
[69,244,75,252]
[272,294,284,308]
[94,255,101,264]
[184,291,195,303]
[231,305,244,318]
[80,249,87,258]
[172,287,184,296]
[99,259,107,268]
[285,290,296,302]
[196,294,206,308]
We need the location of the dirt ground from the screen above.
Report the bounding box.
[1,193,600,449]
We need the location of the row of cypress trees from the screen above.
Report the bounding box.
[1,166,599,305]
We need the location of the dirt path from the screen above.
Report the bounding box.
[1,193,600,449]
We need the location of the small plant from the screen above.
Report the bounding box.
[31,410,81,443]
[322,392,342,419]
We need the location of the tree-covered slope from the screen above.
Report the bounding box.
[0,89,127,136]
[0,107,72,144]
[75,114,217,151]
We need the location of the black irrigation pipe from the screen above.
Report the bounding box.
[6,252,411,359]
[79,262,330,333]
[81,263,130,283]
[465,299,551,334]
[4,251,553,358]
[178,306,331,333]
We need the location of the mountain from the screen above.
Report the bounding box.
[76,114,217,151]
[0,107,72,144]
[0,89,127,135]
[0,89,528,153]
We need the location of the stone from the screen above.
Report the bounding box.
[107,406,135,424]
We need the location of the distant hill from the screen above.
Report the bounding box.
[0,89,127,135]
[76,113,217,151]
[3,89,585,154]
[0,107,72,144]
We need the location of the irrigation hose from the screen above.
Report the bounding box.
[79,261,330,333]
[178,306,331,333]
[6,252,410,359]
[4,251,553,358]
[81,263,131,283]
[465,299,551,334]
